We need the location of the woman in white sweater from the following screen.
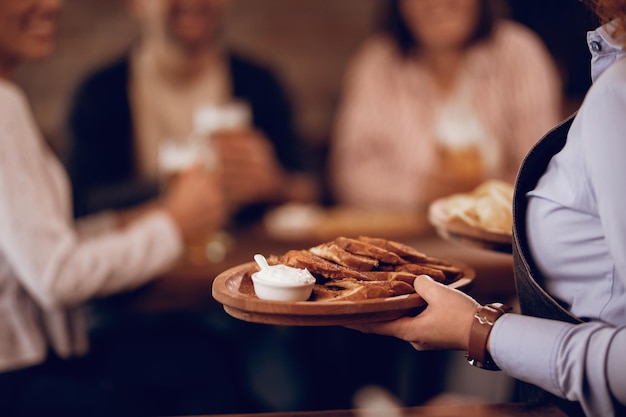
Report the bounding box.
[0,1,226,415]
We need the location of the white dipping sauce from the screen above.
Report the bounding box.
[254,264,315,285]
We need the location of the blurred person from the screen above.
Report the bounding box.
[326,0,561,406]
[348,0,626,415]
[0,0,231,415]
[65,0,318,412]
[329,0,561,217]
[67,0,318,226]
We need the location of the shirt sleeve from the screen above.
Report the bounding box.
[0,85,183,310]
[491,314,626,416]
[74,211,117,237]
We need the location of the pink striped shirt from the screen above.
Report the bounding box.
[329,20,562,214]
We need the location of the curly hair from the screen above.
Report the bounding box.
[586,0,626,37]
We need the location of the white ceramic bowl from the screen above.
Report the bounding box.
[251,272,315,302]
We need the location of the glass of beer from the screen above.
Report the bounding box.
[158,101,252,265]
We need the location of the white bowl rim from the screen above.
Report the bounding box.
[251,272,315,288]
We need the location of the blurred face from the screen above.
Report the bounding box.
[399,0,481,52]
[0,0,62,75]
[133,0,230,51]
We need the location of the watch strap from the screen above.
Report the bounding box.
[467,302,511,370]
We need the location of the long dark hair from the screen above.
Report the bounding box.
[384,0,497,56]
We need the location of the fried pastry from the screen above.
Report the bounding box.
[265,236,463,302]
[356,236,429,263]
[360,271,420,285]
[270,250,367,280]
[309,241,379,271]
[333,236,406,265]
[311,279,414,302]
[420,261,463,282]
[392,263,446,282]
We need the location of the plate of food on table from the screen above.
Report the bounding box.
[212,236,474,325]
[428,180,513,254]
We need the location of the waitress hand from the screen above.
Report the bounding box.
[347,275,480,351]
[162,164,228,243]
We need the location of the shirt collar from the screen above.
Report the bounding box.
[588,21,626,83]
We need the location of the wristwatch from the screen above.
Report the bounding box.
[467,302,512,371]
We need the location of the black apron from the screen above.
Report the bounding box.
[512,114,585,416]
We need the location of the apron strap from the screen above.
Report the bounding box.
[511,113,584,416]
[512,113,583,324]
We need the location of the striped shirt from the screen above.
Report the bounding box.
[329,20,561,214]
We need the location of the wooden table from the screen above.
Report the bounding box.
[111,224,516,312]
[94,221,521,412]
[202,402,566,417]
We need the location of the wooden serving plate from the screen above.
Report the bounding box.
[212,262,475,326]
[428,198,513,254]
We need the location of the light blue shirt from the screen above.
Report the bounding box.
[489,24,626,416]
